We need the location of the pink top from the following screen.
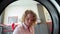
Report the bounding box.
[13,23,34,34]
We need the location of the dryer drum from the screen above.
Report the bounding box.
[0,0,59,34]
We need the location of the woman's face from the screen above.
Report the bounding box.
[24,14,35,27]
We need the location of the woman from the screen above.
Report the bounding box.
[13,10,37,34]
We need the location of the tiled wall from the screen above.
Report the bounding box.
[0,26,2,34]
[2,26,13,34]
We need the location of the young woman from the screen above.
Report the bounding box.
[13,10,37,34]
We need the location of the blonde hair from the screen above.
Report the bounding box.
[22,10,37,25]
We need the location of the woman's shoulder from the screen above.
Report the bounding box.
[13,24,23,34]
[15,24,22,29]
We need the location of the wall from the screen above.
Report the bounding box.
[43,6,52,22]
